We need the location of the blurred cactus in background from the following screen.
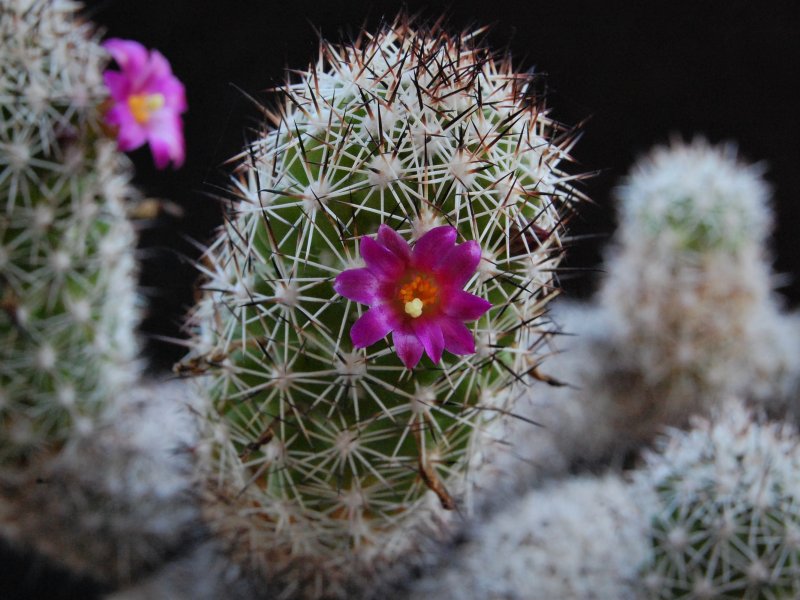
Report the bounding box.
[636,399,800,599]
[0,0,197,587]
[409,473,651,600]
[599,140,798,420]
[477,140,800,497]
[0,0,140,472]
[180,14,580,597]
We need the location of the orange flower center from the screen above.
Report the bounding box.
[398,274,438,318]
[128,93,165,125]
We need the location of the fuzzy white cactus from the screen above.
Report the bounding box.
[0,379,202,584]
[601,139,780,407]
[635,398,800,599]
[408,473,651,600]
[480,140,800,490]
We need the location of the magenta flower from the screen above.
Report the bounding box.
[334,225,491,369]
[102,39,187,169]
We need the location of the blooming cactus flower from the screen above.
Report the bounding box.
[334,225,491,369]
[102,38,187,169]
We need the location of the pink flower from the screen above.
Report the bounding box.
[102,39,187,169]
[334,225,491,369]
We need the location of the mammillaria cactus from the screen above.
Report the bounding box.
[182,14,579,596]
[636,398,800,599]
[408,473,651,600]
[0,0,140,469]
[600,139,784,420]
[1,0,196,586]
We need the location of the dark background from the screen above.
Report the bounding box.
[84,0,800,373]
[3,2,798,597]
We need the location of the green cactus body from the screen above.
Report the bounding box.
[0,0,139,465]
[638,401,800,599]
[185,16,578,593]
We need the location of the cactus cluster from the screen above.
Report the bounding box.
[182,15,579,595]
[0,0,140,466]
[5,3,800,600]
[636,399,800,599]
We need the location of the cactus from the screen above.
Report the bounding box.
[0,0,140,468]
[636,398,800,599]
[492,140,796,481]
[0,1,201,587]
[599,139,779,420]
[182,15,579,596]
[1,378,203,584]
[408,473,651,600]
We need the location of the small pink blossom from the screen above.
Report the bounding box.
[102,39,187,169]
[334,225,491,369]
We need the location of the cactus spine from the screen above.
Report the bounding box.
[183,16,578,595]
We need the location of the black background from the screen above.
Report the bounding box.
[82,0,800,373]
[3,2,799,597]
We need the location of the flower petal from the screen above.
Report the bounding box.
[103,39,148,77]
[377,224,411,263]
[147,112,185,169]
[141,49,174,84]
[393,325,424,369]
[350,305,397,348]
[334,268,380,305]
[102,71,131,101]
[435,240,482,287]
[441,289,491,321]
[108,109,147,151]
[411,318,445,364]
[440,317,476,355]
[412,226,457,271]
[159,76,188,112]
[361,234,403,279]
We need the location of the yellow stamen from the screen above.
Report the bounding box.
[128,93,165,125]
[404,298,424,318]
[398,275,437,303]
[398,274,438,318]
